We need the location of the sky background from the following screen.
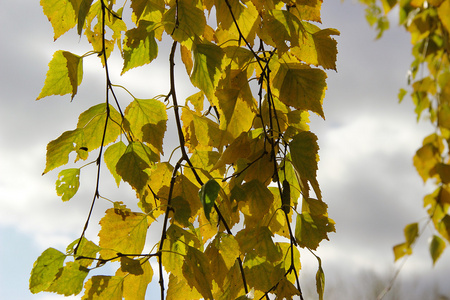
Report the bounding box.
[1,0,449,299]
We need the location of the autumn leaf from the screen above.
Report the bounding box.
[98,207,148,259]
[30,248,66,293]
[55,168,80,201]
[37,51,83,100]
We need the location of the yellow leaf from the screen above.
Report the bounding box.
[99,207,148,259]
[55,168,80,201]
[30,248,66,294]
[191,40,224,101]
[167,273,202,300]
[182,246,213,300]
[124,98,168,154]
[295,212,335,250]
[82,276,124,300]
[429,235,446,265]
[76,103,123,156]
[243,252,284,296]
[236,226,282,262]
[45,261,89,296]
[275,277,300,300]
[181,108,222,151]
[289,131,322,200]
[239,180,273,222]
[116,142,159,191]
[104,142,127,187]
[289,0,323,22]
[438,0,450,33]
[273,62,327,118]
[116,258,153,300]
[37,51,83,100]
[122,20,159,74]
[40,0,77,40]
[163,0,206,45]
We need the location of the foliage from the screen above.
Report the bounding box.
[360,0,450,265]
[30,0,339,299]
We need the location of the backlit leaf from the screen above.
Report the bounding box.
[116,258,153,300]
[163,0,206,45]
[77,0,94,35]
[37,51,83,100]
[274,62,327,118]
[67,237,101,267]
[124,98,167,153]
[44,129,82,174]
[98,207,148,259]
[30,248,66,293]
[316,256,325,300]
[393,242,411,261]
[191,40,224,101]
[290,131,322,200]
[122,20,159,74]
[104,141,127,186]
[199,178,221,221]
[76,103,122,153]
[45,261,89,296]
[40,0,77,40]
[116,142,159,191]
[404,222,419,246]
[295,212,335,250]
[429,235,446,265]
[82,276,124,300]
[182,246,214,300]
[56,168,80,201]
[275,277,300,300]
[243,252,284,296]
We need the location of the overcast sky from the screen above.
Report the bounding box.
[1,0,449,299]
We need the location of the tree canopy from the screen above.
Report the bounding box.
[29,0,450,299]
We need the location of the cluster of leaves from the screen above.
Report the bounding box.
[30,0,339,299]
[360,0,450,265]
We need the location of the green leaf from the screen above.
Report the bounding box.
[289,131,322,200]
[404,222,419,246]
[199,179,221,221]
[40,0,77,40]
[191,40,224,101]
[77,0,94,35]
[76,103,123,153]
[56,168,80,201]
[429,235,446,265]
[30,248,66,293]
[37,51,83,100]
[123,98,168,153]
[163,0,206,45]
[122,20,159,74]
[104,141,127,187]
[295,212,335,250]
[116,142,159,191]
[44,130,81,174]
[67,237,101,267]
[45,261,89,296]
[316,256,325,300]
[274,62,327,118]
[82,276,124,300]
[98,207,148,259]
